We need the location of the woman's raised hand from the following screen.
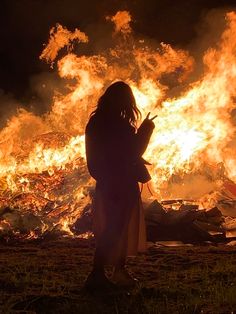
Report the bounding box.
[145,112,157,121]
[143,112,157,129]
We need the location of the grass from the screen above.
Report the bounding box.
[1,239,236,313]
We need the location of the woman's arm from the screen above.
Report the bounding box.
[135,116,155,157]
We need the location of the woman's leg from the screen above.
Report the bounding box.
[84,185,116,289]
[85,246,115,290]
[112,184,140,287]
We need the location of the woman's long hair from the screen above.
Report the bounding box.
[91,81,141,127]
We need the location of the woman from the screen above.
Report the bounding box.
[85,81,155,290]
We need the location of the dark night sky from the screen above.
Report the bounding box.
[0,0,236,103]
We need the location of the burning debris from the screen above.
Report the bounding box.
[1,10,236,242]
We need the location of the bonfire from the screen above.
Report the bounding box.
[1,11,236,241]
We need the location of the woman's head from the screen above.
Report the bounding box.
[92,81,141,126]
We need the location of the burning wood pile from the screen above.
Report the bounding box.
[0,132,93,240]
[1,11,236,243]
[145,196,236,244]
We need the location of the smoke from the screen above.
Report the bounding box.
[165,175,218,200]
[29,72,69,115]
[0,90,20,128]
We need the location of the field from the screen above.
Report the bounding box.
[1,238,236,314]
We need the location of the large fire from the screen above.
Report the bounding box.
[1,11,236,239]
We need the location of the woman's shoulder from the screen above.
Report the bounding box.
[86,115,101,132]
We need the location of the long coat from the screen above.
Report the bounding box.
[85,114,154,265]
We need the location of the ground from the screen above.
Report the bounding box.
[1,238,236,314]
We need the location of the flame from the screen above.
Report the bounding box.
[40,24,88,64]
[144,12,236,192]
[106,11,132,35]
[1,10,236,238]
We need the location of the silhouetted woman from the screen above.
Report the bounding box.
[85,81,155,290]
